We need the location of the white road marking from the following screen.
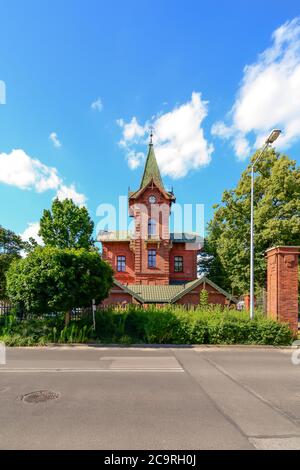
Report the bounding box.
[0,355,184,373]
[99,355,181,370]
[249,437,300,450]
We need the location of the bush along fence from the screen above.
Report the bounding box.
[0,305,294,346]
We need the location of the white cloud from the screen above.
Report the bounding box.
[117,117,146,146]
[56,184,87,207]
[126,151,145,170]
[0,149,60,191]
[0,148,86,205]
[91,97,103,112]
[49,132,62,148]
[21,222,43,245]
[212,17,300,160]
[117,92,213,178]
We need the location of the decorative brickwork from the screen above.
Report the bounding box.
[266,246,299,335]
[169,243,197,283]
[98,141,233,307]
[128,184,172,285]
[100,142,199,287]
[101,241,136,284]
[176,283,228,306]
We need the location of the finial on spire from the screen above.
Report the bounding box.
[149,126,153,145]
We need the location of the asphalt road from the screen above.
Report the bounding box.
[0,346,300,450]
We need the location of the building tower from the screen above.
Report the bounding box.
[97,138,234,307]
[128,139,175,285]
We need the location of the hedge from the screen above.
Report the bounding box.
[0,305,294,346]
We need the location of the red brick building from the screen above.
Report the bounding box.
[99,140,235,307]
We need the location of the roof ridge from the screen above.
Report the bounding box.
[113,278,237,304]
[170,276,237,303]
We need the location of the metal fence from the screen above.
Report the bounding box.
[0,301,13,316]
[0,302,93,321]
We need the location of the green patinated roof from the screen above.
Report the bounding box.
[123,276,237,304]
[140,144,164,190]
[127,284,184,303]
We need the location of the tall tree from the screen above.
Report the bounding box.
[6,247,113,324]
[198,238,231,292]
[0,226,25,255]
[206,149,300,295]
[39,198,94,249]
[0,226,26,299]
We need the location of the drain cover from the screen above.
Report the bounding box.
[21,390,60,404]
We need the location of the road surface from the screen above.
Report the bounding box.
[0,346,299,450]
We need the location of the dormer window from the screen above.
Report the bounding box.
[148,218,156,236]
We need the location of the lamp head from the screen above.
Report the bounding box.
[266,129,281,144]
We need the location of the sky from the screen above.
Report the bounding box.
[0,0,300,242]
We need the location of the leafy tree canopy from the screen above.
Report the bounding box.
[198,238,231,293]
[0,225,25,255]
[0,226,27,299]
[6,247,113,321]
[39,198,94,249]
[206,149,300,295]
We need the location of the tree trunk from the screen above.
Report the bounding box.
[65,310,71,326]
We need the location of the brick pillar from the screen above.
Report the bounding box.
[244,294,250,310]
[266,246,299,335]
[244,294,256,310]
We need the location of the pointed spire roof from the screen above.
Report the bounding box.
[128,132,175,202]
[140,141,164,190]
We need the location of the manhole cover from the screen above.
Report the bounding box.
[21,390,60,404]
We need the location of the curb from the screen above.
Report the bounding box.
[4,343,299,350]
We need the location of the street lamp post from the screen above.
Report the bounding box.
[249,129,281,320]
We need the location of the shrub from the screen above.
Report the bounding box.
[144,308,181,343]
[199,289,209,308]
[56,323,92,343]
[124,307,149,342]
[0,305,294,346]
[94,308,127,341]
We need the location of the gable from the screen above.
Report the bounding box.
[110,277,237,305]
[129,179,175,202]
[171,276,238,304]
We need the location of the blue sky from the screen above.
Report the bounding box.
[0,0,300,241]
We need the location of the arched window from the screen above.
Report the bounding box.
[117,256,126,272]
[148,218,156,236]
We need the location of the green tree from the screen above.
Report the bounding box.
[207,149,300,295]
[39,198,94,249]
[0,226,27,299]
[6,247,113,324]
[0,226,25,255]
[199,288,209,308]
[198,238,231,292]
